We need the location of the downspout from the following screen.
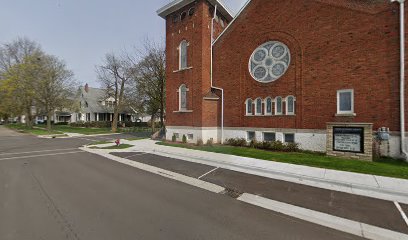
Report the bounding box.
[210,4,225,144]
[392,0,408,161]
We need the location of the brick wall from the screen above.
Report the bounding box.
[165,0,229,128]
[212,0,407,132]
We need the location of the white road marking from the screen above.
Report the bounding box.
[0,148,78,156]
[198,167,219,179]
[0,151,84,161]
[81,147,225,194]
[394,202,408,227]
[239,193,408,240]
[124,152,148,159]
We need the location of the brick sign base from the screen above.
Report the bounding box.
[326,122,373,161]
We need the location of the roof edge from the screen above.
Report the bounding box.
[213,0,251,44]
[157,0,235,21]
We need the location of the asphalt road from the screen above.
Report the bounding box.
[0,126,364,240]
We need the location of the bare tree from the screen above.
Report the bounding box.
[131,40,166,130]
[33,54,76,131]
[96,53,133,133]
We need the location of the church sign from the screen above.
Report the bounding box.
[333,127,364,153]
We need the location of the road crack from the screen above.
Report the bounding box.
[25,163,81,240]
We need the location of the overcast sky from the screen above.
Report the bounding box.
[0,0,247,87]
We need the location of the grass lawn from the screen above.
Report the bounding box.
[37,125,113,135]
[92,144,133,150]
[157,142,408,180]
[7,124,63,136]
[89,140,113,145]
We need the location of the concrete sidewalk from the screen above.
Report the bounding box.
[88,139,408,204]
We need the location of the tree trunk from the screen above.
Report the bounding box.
[26,107,33,129]
[151,114,155,133]
[47,111,52,132]
[112,110,119,133]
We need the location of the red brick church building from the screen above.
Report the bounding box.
[158,0,408,160]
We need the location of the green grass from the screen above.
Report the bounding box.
[99,144,133,149]
[157,142,408,180]
[6,124,63,136]
[37,125,113,135]
[89,140,113,145]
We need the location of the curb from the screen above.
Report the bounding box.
[151,148,408,204]
[238,194,408,240]
[82,147,408,240]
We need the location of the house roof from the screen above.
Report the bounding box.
[81,86,112,113]
[157,0,235,21]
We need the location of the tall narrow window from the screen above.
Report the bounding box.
[246,99,253,115]
[256,98,262,115]
[265,97,273,115]
[179,40,188,70]
[337,89,354,115]
[179,84,188,111]
[275,97,283,115]
[286,96,295,115]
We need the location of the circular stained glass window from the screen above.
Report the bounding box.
[249,41,291,83]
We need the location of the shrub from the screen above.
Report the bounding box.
[182,134,187,143]
[206,138,214,147]
[284,142,300,152]
[249,140,258,148]
[269,140,285,151]
[224,138,300,153]
[196,139,204,146]
[225,138,247,147]
[172,134,177,142]
[54,122,69,126]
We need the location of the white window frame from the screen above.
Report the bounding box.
[263,132,276,142]
[247,131,256,141]
[178,84,189,111]
[285,96,296,115]
[255,98,263,115]
[337,89,355,115]
[179,40,189,70]
[245,98,253,115]
[264,97,273,115]
[284,133,295,143]
[275,96,283,115]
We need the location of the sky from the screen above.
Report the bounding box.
[0,0,247,87]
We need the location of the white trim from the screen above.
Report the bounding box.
[337,89,355,115]
[275,96,283,115]
[157,0,234,21]
[264,97,273,115]
[245,98,253,116]
[285,95,296,115]
[255,98,263,115]
[213,0,252,44]
[179,40,189,70]
[178,84,189,111]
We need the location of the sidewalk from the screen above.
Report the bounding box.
[93,139,408,204]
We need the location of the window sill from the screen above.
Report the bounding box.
[173,110,193,113]
[245,114,296,117]
[335,113,356,117]
[173,67,193,73]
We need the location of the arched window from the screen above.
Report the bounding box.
[179,40,188,70]
[275,97,283,115]
[179,84,188,111]
[255,98,263,115]
[286,96,296,115]
[245,99,253,115]
[265,97,273,115]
